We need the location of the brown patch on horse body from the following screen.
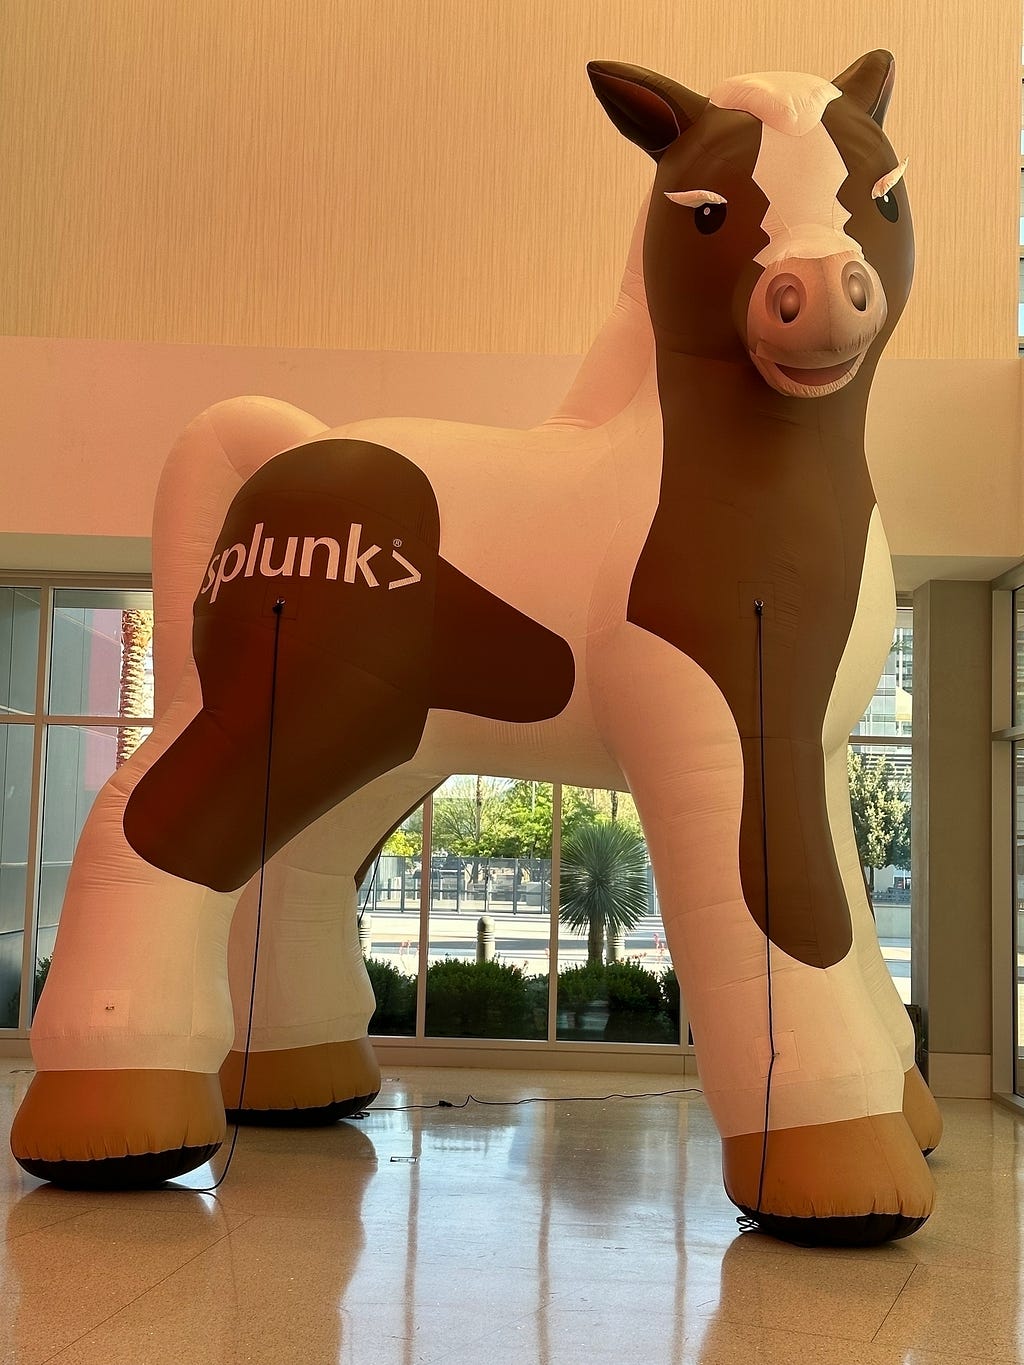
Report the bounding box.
[627,93,910,969]
[628,365,874,968]
[124,439,574,892]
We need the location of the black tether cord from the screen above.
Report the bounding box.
[751,597,776,1219]
[185,596,285,1193]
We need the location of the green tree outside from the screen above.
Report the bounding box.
[847,750,911,891]
[559,821,650,966]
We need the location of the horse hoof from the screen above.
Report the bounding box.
[11,1069,226,1188]
[14,1145,223,1189]
[902,1065,943,1155]
[722,1111,934,1245]
[736,1207,928,1247]
[219,1037,381,1125]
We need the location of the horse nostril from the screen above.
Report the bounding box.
[846,269,870,313]
[777,284,801,323]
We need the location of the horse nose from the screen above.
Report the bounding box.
[748,252,886,355]
[843,262,872,313]
[768,276,805,325]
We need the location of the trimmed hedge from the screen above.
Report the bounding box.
[363,955,681,1044]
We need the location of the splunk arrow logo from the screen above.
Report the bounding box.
[201,522,422,603]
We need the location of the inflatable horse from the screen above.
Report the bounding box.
[11,50,942,1245]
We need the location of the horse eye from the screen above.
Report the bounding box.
[875,192,899,223]
[695,202,727,235]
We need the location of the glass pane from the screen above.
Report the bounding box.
[0,587,41,716]
[1015,743,1024,1096]
[358,805,424,1036]
[851,605,913,738]
[424,775,550,1040]
[556,786,678,1044]
[48,591,153,718]
[34,725,145,994]
[1014,589,1024,727]
[848,743,912,1004]
[0,725,34,1027]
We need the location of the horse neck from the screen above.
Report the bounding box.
[541,195,656,431]
[653,344,877,497]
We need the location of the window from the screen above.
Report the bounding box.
[0,580,153,1029]
[357,776,683,1049]
[849,602,914,1003]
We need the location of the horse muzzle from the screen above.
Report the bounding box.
[745,251,887,399]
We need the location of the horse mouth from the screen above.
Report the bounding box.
[750,349,866,398]
[774,358,857,387]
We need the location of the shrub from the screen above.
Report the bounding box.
[425,958,540,1039]
[3,954,51,1028]
[659,967,680,1029]
[605,959,664,1016]
[556,962,608,1011]
[365,957,417,1035]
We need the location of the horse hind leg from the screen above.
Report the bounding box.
[219,766,443,1125]
[10,675,242,1188]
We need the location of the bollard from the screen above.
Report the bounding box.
[606,928,625,963]
[358,913,373,957]
[477,914,495,964]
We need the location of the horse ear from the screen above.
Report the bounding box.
[587,61,708,159]
[833,50,895,127]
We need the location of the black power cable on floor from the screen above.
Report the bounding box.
[355,1087,704,1114]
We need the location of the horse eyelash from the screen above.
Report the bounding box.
[664,190,728,208]
[871,158,908,201]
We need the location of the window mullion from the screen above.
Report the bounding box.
[18,585,52,1030]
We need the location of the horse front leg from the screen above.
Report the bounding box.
[591,624,934,1246]
[220,765,442,1123]
[824,743,943,1154]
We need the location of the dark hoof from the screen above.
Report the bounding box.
[737,1206,928,1247]
[15,1143,223,1190]
[225,1090,378,1127]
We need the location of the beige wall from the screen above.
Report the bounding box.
[1,0,1018,358]
[1,338,1021,585]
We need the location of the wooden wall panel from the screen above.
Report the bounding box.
[0,0,1018,357]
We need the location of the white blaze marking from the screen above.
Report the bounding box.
[751,122,857,267]
[710,70,857,269]
[710,71,840,137]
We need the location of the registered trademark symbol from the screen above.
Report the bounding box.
[393,538,402,548]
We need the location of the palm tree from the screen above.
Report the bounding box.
[559,822,649,966]
[116,609,154,767]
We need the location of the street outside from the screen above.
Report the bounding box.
[359,900,914,1005]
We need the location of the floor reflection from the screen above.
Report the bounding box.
[0,1065,1019,1363]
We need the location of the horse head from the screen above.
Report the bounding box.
[589,52,913,399]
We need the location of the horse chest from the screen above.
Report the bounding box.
[626,424,875,741]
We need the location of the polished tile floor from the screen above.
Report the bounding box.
[1,1060,1022,1364]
